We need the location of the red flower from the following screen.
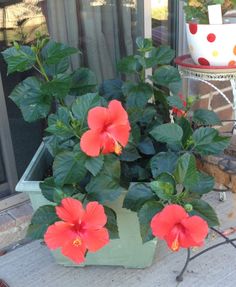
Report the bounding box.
[80,100,131,157]
[171,94,187,118]
[44,198,109,264]
[151,204,208,252]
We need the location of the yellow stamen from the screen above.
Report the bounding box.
[73,238,82,247]
[171,238,180,252]
[114,142,122,155]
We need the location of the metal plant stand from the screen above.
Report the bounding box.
[174,55,236,281]
[176,227,236,282]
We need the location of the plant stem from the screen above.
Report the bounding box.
[36,54,49,82]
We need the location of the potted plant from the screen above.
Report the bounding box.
[183,0,236,66]
[2,35,229,269]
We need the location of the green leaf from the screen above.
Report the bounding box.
[136,37,153,52]
[42,40,78,65]
[190,172,214,195]
[43,57,69,77]
[27,205,58,239]
[9,77,51,122]
[167,95,185,109]
[117,55,141,74]
[151,152,179,178]
[53,150,87,186]
[70,68,97,95]
[41,74,72,100]
[150,180,174,200]
[193,127,230,156]
[151,45,175,65]
[86,156,125,203]
[72,93,101,124]
[46,107,74,137]
[190,199,220,227]
[122,82,153,108]
[152,66,181,88]
[193,109,222,126]
[99,79,124,101]
[104,206,119,239]
[138,200,163,243]
[150,123,183,144]
[177,117,193,146]
[40,177,76,203]
[123,183,155,211]
[138,137,155,155]
[85,155,104,176]
[119,144,141,162]
[2,45,36,74]
[174,153,198,188]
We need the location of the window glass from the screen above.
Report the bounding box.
[0,0,48,178]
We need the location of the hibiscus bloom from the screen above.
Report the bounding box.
[171,94,187,118]
[80,100,131,157]
[44,198,109,264]
[151,204,208,252]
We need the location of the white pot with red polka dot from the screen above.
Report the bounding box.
[186,22,236,67]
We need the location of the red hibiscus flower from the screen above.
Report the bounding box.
[44,198,109,264]
[80,100,131,157]
[172,93,187,118]
[151,204,208,252]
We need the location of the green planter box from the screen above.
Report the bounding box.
[16,143,157,268]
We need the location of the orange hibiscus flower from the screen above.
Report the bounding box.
[80,100,131,157]
[151,204,208,252]
[44,198,109,264]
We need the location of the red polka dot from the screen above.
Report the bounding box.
[189,23,198,35]
[229,60,236,66]
[207,33,216,42]
[198,57,210,66]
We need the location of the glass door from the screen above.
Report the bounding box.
[0,0,47,198]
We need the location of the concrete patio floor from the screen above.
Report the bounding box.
[0,192,236,287]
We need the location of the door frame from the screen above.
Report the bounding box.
[0,73,28,210]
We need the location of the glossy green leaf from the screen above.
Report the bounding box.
[190,199,220,227]
[117,55,141,74]
[104,206,119,239]
[41,74,72,99]
[190,172,214,195]
[138,137,156,155]
[99,79,124,101]
[9,77,51,122]
[174,153,198,188]
[150,123,183,144]
[122,82,153,108]
[42,40,78,65]
[119,144,141,162]
[167,95,185,109]
[70,68,97,95]
[2,45,36,74]
[85,155,104,176]
[193,127,230,156]
[177,117,193,146]
[152,66,181,88]
[53,150,87,186]
[138,200,163,243]
[136,37,153,52]
[193,109,221,126]
[151,152,179,178]
[27,205,58,239]
[150,180,174,200]
[123,183,155,211]
[72,93,101,124]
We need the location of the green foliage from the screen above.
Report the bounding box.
[3,36,228,244]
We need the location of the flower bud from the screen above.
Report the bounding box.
[184,204,193,212]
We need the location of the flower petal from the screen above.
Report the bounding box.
[108,100,129,126]
[61,239,87,264]
[56,198,85,224]
[107,124,130,147]
[83,228,110,252]
[44,221,75,250]
[100,133,115,154]
[151,205,189,239]
[87,106,109,130]
[80,130,103,157]
[181,216,209,243]
[83,202,107,229]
